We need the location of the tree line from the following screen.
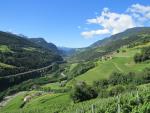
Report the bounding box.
[134,46,150,63]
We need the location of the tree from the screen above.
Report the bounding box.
[109,72,126,85]
[71,81,98,103]
[134,46,150,63]
[134,53,142,63]
[93,79,108,89]
[116,50,120,53]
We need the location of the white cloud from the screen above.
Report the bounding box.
[81,29,110,38]
[127,4,150,24]
[82,8,135,38]
[88,10,135,35]
[127,4,150,17]
[81,4,150,38]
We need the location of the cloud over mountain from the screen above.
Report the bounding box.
[81,4,150,38]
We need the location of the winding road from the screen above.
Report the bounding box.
[3,61,64,78]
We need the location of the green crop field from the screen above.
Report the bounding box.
[67,44,150,85]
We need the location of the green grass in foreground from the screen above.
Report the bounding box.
[0,93,71,113]
[1,84,149,113]
[0,92,26,112]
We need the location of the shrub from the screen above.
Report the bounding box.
[122,104,132,113]
[93,79,108,89]
[109,72,126,85]
[116,50,120,53]
[109,85,125,96]
[126,84,137,91]
[134,46,150,63]
[143,68,150,83]
[71,81,98,103]
[98,89,109,98]
[0,91,5,101]
[134,53,143,63]
[122,50,126,53]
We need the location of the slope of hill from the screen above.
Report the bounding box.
[29,38,59,54]
[67,42,150,85]
[91,27,150,48]
[70,27,150,62]
[0,31,63,76]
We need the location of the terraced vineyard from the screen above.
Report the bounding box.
[0,84,149,113]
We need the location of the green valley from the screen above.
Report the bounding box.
[1,1,150,113]
[0,27,150,113]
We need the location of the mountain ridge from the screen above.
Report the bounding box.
[90,27,150,48]
[29,38,59,54]
[69,27,150,62]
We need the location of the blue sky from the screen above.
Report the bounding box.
[0,0,149,48]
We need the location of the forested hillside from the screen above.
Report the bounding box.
[0,31,62,76]
[0,31,63,94]
[29,38,59,54]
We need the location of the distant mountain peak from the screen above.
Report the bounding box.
[29,37,59,54]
